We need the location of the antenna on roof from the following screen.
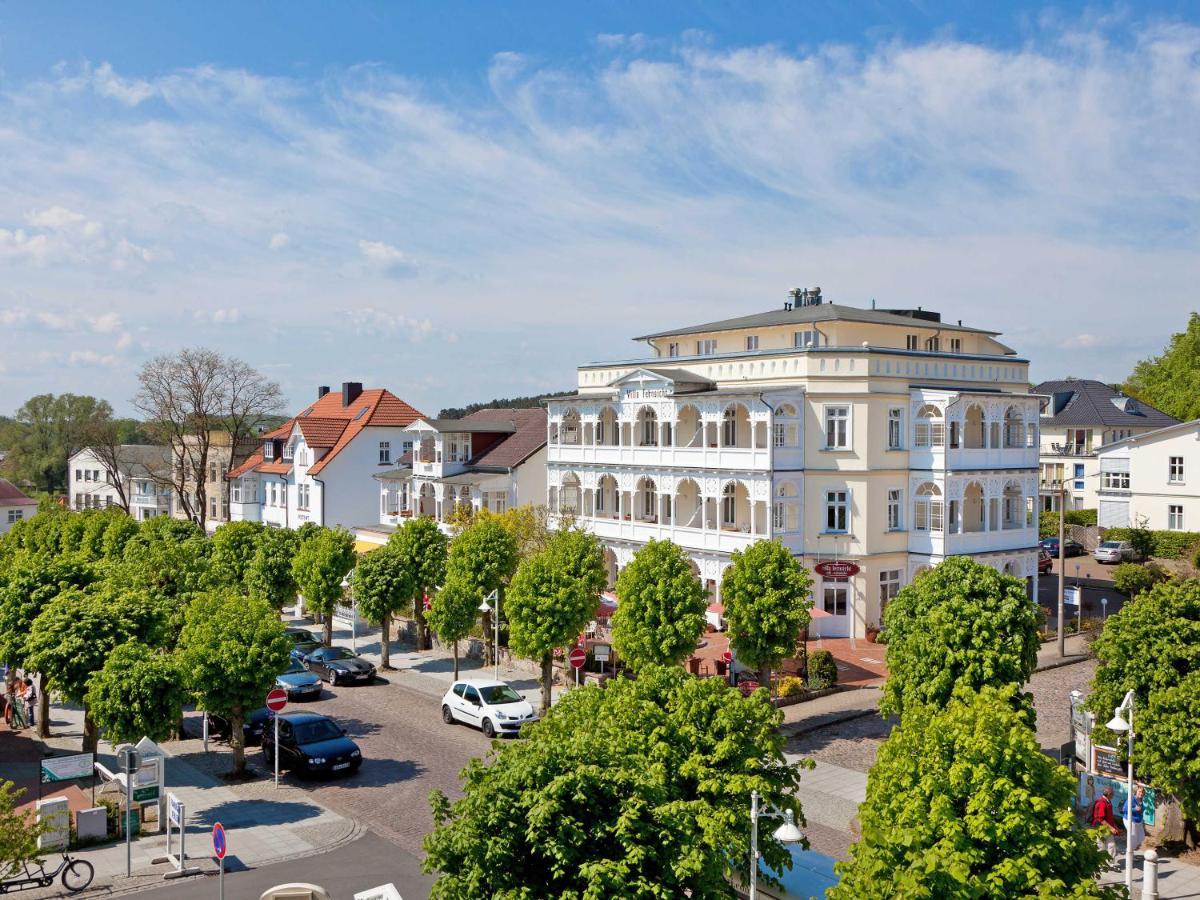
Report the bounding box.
[871,298,876,310]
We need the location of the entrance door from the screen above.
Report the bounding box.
[813,578,851,638]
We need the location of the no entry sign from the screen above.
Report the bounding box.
[568,647,587,669]
[265,687,288,712]
[721,650,733,664]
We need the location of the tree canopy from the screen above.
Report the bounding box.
[291,526,356,645]
[245,526,300,608]
[424,666,804,899]
[85,641,186,746]
[832,685,1119,900]
[0,393,117,493]
[880,556,1040,719]
[353,543,413,670]
[426,574,482,680]
[389,517,448,650]
[0,780,47,881]
[721,540,812,685]
[208,520,265,587]
[611,539,708,671]
[1122,311,1200,421]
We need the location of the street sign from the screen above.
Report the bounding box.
[593,644,611,662]
[814,560,860,578]
[212,822,227,859]
[133,785,159,803]
[168,795,183,828]
[265,687,288,713]
[568,647,587,669]
[721,650,733,664]
[40,752,93,784]
[117,746,141,775]
[1065,585,1082,607]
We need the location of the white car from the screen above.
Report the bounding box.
[441,679,538,738]
[1094,540,1135,564]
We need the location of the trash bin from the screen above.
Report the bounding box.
[687,658,701,675]
[715,660,727,678]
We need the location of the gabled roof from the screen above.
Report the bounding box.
[411,418,517,434]
[1097,417,1200,453]
[0,478,36,507]
[72,444,170,477]
[229,388,423,479]
[461,408,547,470]
[1032,379,1178,429]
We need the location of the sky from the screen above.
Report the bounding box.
[1,2,1198,417]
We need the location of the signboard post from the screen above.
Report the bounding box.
[266,687,288,788]
[118,747,140,877]
[212,822,227,900]
[161,792,188,876]
[568,646,586,686]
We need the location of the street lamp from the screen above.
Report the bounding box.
[1106,690,1136,892]
[478,589,500,680]
[1101,596,1109,622]
[748,789,805,900]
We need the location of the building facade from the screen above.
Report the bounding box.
[171,431,258,530]
[0,478,38,534]
[546,291,1042,639]
[228,382,423,530]
[1096,419,1200,532]
[358,408,547,548]
[1033,379,1177,513]
[67,445,172,519]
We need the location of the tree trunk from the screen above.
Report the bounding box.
[230,705,245,777]
[82,706,98,754]
[380,613,392,670]
[452,641,460,680]
[759,665,772,700]
[540,653,554,717]
[415,595,430,651]
[323,611,334,647]
[37,675,49,739]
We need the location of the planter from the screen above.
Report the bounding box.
[865,627,880,643]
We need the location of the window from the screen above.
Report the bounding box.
[84,470,93,482]
[822,579,849,617]
[208,463,217,482]
[925,336,940,352]
[887,409,903,449]
[879,570,901,610]
[93,470,100,481]
[282,441,294,462]
[379,442,391,464]
[949,338,962,353]
[722,483,738,526]
[1169,505,1184,531]
[825,490,849,533]
[209,498,217,518]
[232,481,242,503]
[794,330,820,348]
[887,489,902,530]
[906,334,918,350]
[824,406,849,449]
[263,441,274,460]
[745,335,759,351]
[722,408,738,446]
[1102,471,1130,491]
[697,339,717,355]
[7,509,24,524]
[402,440,413,455]
[492,493,507,513]
[773,423,786,447]
[1169,456,1184,483]
[667,342,680,357]
[773,502,785,530]
[914,484,943,533]
[75,469,82,481]
[298,484,310,510]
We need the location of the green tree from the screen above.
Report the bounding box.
[880,556,1040,720]
[831,685,1120,900]
[1140,671,1200,828]
[291,526,357,646]
[0,780,48,881]
[101,513,140,560]
[26,583,169,751]
[208,520,265,587]
[721,540,813,689]
[611,539,707,671]
[444,517,518,665]
[179,591,291,777]
[85,642,186,745]
[245,526,300,609]
[1122,312,1200,421]
[353,544,413,670]
[3,393,113,493]
[426,574,481,680]
[424,666,803,898]
[390,517,448,651]
[507,530,606,714]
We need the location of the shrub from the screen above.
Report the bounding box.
[1039,508,1097,538]
[1111,562,1168,597]
[1193,545,1200,571]
[778,676,806,698]
[1103,527,1200,560]
[807,650,838,689]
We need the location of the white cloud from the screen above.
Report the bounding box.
[269,232,290,250]
[26,206,87,229]
[358,240,406,264]
[194,308,241,325]
[348,308,434,339]
[68,350,118,367]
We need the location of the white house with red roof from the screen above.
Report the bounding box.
[357,408,547,547]
[228,382,423,530]
[0,478,38,535]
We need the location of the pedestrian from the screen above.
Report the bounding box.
[23,677,36,730]
[1090,785,1123,866]
[1120,786,1146,855]
[7,677,26,730]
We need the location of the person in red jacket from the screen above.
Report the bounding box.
[1090,785,1123,866]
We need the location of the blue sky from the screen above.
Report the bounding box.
[1,3,1198,416]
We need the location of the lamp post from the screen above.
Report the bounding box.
[1106,690,1136,892]
[478,589,500,680]
[1101,596,1108,622]
[748,789,805,900]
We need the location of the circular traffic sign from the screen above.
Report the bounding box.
[265,687,288,712]
[212,822,226,859]
[568,647,587,670]
[721,650,733,664]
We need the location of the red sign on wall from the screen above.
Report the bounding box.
[814,560,861,578]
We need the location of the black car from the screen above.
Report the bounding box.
[303,646,376,685]
[1041,536,1085,558]
[261,712,361,778]
[286,628,324,663]
[275,659,324,701]
[206,707,273,746]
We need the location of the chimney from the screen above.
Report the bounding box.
[317,385,331,400]
[342,382,363,407]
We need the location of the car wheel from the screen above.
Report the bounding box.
[482,718,496,739]
[442,704,456,724]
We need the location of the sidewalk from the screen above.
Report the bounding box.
[9,704,360,898]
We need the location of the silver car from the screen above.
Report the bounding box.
[1094,540,1134,564]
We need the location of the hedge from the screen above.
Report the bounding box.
[1038,508,1098,538]
[807,649,838,690]
[1102,527,1200,559]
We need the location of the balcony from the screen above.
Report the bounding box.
[547,443,770,471]
[909,525,1037,556]
[1046,443,1094,457]
[908,443,1038,472]
[567,515,764,555]
[228,500,261,523]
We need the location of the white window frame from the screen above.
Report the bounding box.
[696,339,717,356]
[298,483,310,510]
[745,335,759,351]
[379,441,391,464]
[1169,456,1184,484]
[263,441,274,461]
[793,330,820,349]
[1102,471,1130,491]
[906,334,918,350]
[1168,505,1184,531]
[879,569,902,609]
[887,489,902,530]
[823,405,850,450]
[667,342,680,358]
[887,408,903,450]
[824,490,849,533]
[822,579,849,617]
[949,337,962,352]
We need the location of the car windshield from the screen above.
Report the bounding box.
[294,719,343,743]
[283,660,306,675]
[1100,542,1120,549]
[479,685,524,705]
[326,648,355,660]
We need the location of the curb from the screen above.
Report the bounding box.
[781,706,881,739]
[1034,654,1092,673]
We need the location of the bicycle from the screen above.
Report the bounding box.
[0,851,95,894]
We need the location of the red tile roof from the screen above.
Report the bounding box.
[228,388,423,479]
[0,478,36,506]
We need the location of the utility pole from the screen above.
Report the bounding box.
[1057,480,1067,659]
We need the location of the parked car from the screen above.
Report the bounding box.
[303,646,376,685]
[1094,540,1136,564]
[1037,549,1053,574]
[206,707,273,746]
[1041,537,1085,558]
[261,712,361,778]
[286,628,324,662]
[441,679,538,738]
[276,659,323,701]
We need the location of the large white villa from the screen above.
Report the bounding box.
[545,289,1042,639]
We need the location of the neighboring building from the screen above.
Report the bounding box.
[545,289,1042,639]
[228,382,423,530]
[0,478,37,534]
[357,408,548,548]
[1096,419,1200,531]
[67,445,172,519]
[1033,379,1177,513]
[171,431,258,530]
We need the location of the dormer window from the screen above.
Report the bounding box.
[263,441,274,460]
[282,441,294,462]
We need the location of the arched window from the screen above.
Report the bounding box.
[1002,481,1023,529]
[636,407,658,447]
[1003,406,1023,449]
[773,403,800,448]
[560,473,581,516]
[561,409,581,446]
[913,482,943,533]
[914,404,944,448]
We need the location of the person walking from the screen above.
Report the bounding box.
[1090,785,1123,867]
[1120,786,1146,855]
[7,677,26,730]
[22,677,36,730]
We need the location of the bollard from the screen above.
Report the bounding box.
[1142,848,1158,900]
